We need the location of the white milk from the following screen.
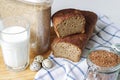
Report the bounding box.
[0,26,29,68]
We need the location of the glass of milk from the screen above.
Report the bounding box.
[0,16,30,71]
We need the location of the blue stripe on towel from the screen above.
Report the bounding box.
[64,59,86,77]
[49,56,66,72]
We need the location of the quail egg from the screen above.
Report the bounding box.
[30,61,41,71]
[34,55,44,63]
[42,59,53,69]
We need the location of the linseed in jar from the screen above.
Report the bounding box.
[89,50,120,67]
[86,46,120,80]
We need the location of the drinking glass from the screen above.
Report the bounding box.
[0,16,30,71]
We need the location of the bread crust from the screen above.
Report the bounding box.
[51,10,98,62]
[52,9,85,27]
[52,9,86,37]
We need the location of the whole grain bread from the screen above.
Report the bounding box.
[52,9,86,38]
[51,10,98,62]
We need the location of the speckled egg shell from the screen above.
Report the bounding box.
[30,61,41,71]
[34,55,44,63]
[42,59,53,69]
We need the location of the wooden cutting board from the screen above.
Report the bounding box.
[0,27,55,80]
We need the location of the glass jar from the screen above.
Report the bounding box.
[0,0,53,54]
[86,46,120,80]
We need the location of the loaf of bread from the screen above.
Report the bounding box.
[52,9,86,38]
[51,10,98,62]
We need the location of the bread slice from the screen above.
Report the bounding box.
[52,9,86,38]
[51,10,98,62]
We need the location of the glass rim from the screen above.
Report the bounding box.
[17,0,54,6]
[87,45,120,73]
[0,16,30,35]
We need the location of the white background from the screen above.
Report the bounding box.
[52,0,120,25]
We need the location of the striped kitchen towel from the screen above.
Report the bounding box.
[35,14,120,80]
[35,55,88,80]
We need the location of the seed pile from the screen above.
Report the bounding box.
[89,50,120,67]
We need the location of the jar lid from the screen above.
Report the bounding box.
[18,0,53,5]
